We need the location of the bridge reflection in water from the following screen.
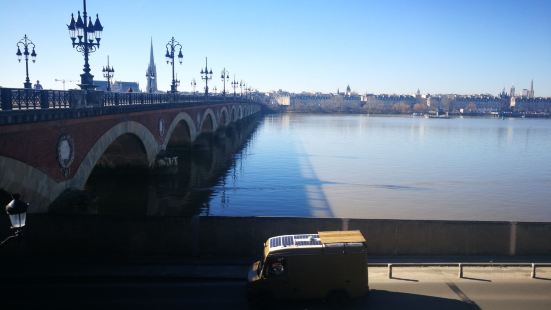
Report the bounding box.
[46,116,261,217]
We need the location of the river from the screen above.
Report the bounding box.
[205,113,551,222]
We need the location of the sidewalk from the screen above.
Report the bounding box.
[1,256,550,282]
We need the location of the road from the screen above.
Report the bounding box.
[1,266,550,309]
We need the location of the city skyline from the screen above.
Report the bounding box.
[0,0,550,96]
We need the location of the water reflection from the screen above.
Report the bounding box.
[50,117,261,217]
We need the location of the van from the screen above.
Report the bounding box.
[247,230,368,305]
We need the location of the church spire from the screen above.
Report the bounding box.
[149,37,155,66]
[146,37,157,93]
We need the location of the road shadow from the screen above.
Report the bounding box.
[390,276,419,282]
[534,276,551,281]
[252,289,479,310]
[461,276,492,282]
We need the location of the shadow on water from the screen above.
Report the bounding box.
[207,113,334,217]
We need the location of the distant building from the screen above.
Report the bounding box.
[145,38,158,93]
[93,80,141,92]
[112,81,140,92]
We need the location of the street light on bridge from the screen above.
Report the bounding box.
[240,80,246,97]
[200,57,213,97]
[102,56,114,91]
[220,68,229,96]
[67,0,103,90]
[16,34,37,89]
[231,75,239,97]
[190,78,197,94]
[146,70,155,94]
[165,37,183,93]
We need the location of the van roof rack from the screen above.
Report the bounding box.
[318,230,366,244]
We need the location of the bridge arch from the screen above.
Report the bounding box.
[164,112,197,148]
[71,121,158,190]
[0,156,64,213]
[219,107,229,127]
[200,108,218,133]
[238,106,243,120]
[230,106,237,122]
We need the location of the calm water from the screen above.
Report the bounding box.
[206,114,551,221]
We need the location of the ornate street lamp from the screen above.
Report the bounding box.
[190,78,197,94]
[102,56,114,91]
[200,57,213,96]
[165,36,183,93]
[213,86,218,95]
[16,35,37,89]
[67,0,103,90]
[146,71,155,93]
[231,75,239,97]
[0,194,29,247]
[220,68,229,96]
[240,80,246,96]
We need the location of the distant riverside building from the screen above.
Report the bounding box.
[145,38,158,93]
[286,86,364,112]
[269,81,550,114]
[93,80,140,92]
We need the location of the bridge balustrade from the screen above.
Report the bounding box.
[0,87,260,125]
[0,88,71,111]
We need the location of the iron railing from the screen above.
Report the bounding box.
[0,88,256,112]
[0,88,72,110]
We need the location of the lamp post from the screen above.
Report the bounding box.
[102,56,114,91]
[200,57,213,96]
[240,80,246,96]
[67,0,103,90]
[213,86,218,95]
[16,35,37,89]
[220,68,229,96]
[165,37,183,93]
[231,75,239,97]
[191,78,197,94]
[1,194,28,247]
[146,71,155,93]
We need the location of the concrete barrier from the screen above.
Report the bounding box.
[1,215,550,259]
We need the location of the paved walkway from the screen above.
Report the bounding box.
[1,260,550,309]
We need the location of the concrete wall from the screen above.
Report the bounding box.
[2,216,550,259]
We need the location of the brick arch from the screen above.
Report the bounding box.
[0,156,64,213]
[230,106,237,121]
[200,108,218,133]
[72,121,159,191]
[219,107,229,127]
[163,112,198,148]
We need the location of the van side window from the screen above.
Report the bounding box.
[266,257,287,277]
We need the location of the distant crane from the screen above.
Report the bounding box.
[54,78,78,90]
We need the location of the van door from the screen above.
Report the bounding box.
[263,256,294,299]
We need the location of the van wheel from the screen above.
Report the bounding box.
[326,290,350,309]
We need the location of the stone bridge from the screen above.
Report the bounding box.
[0,88,263,212]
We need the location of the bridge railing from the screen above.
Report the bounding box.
[0,88,72,110]
[0,87,257,112]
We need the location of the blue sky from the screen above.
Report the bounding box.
[0,0,550,96]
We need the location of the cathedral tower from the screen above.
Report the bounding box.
[146,38,157,93]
